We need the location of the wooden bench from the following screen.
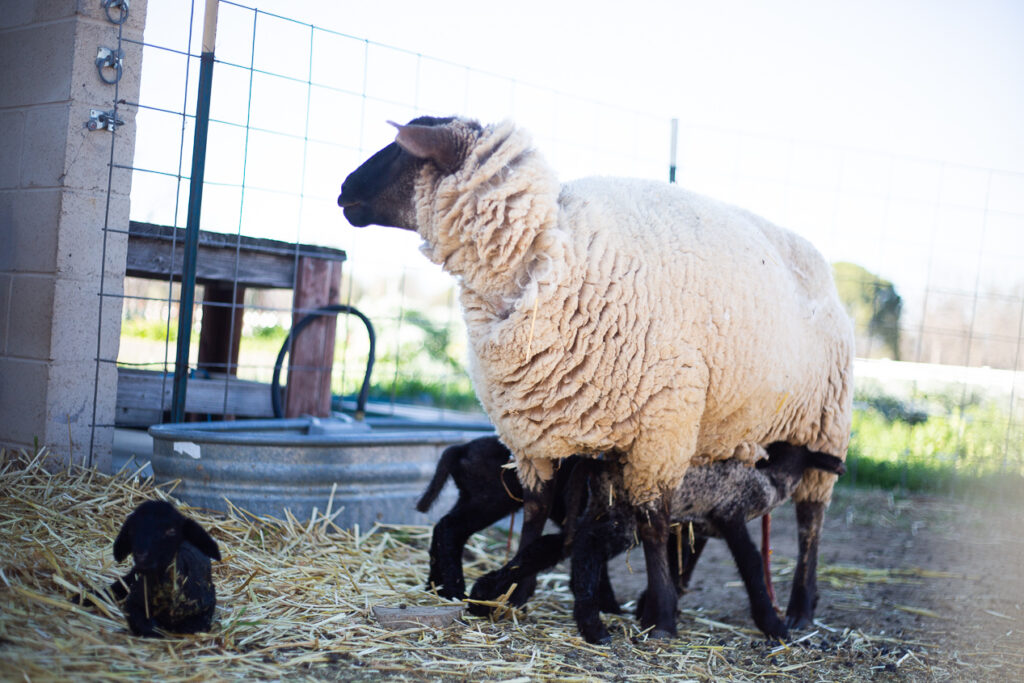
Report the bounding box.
[116,221,347,426]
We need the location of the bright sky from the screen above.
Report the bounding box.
[251,0,1024,172]
[131,0,1024,322]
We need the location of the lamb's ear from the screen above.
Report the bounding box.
[113,517,134,563]
[183,519,221,561]
[390,121,463,173]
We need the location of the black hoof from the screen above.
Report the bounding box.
[785,612,813,630]
[466,601,493,617]
[580,622,611,644]
[648,627,676,640]
[757,615,790,641]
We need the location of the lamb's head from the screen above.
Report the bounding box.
[338,115,482,230]
[756,442,846,494]
[113,500,221,574]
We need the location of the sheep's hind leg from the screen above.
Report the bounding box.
[786,500,825,629]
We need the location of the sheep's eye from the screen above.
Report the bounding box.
[165,529,178,537]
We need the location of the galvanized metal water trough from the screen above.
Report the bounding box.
[149,416,493,528]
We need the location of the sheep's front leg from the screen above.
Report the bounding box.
[636,498,677,638]
[714,514,788,639]
[786,500,825,629]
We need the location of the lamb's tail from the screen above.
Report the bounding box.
[416,444,463,513]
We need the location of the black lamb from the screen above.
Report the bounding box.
[107,500,221,637]
[567,443,846,643]
[416,436,620,614]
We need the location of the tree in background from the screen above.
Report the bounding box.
[832,262,903,360]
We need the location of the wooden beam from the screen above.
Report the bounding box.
[116,368,274,427]
[125,221,345,289]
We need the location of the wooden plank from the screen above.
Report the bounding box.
[284,258,342,418]
[115,368,274,427]
[372,605,465,630]
[125,221,345,289]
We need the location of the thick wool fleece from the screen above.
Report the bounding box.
[413,120,853,505]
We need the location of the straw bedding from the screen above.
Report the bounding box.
[0,449,1008,681]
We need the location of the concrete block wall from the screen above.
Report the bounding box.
[0,0,148,470]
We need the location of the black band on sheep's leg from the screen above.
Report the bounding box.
[786,500,825,629]
[636,500,677,639]
[715,514,788,640]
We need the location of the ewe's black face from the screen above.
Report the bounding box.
[338,141,423,230]
[338,115,478,231]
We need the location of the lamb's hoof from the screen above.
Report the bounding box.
[466,601,494,618]
[580,622,611,645]
[427,583,465,601]
[647,627,675,640]
[757,615,790,641]
[785,612,813,630]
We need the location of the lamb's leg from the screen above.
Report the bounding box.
[570,512,630,643]
[470,532,565,609]
[427,499,517,599]
[596,563,622,614]
[634,530,706,619]
[786,500,825,629]
[684,532,708,593]
[124,580,161,638]
[715,514,788,639]
[636,499,677,639]
[467,477,555,614]
[73,569,136,608]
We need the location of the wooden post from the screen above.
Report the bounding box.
[285,258,342,417]
[198,284,245,377]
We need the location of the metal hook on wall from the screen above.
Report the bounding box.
[101,0,130,25]
[95,46,124,85]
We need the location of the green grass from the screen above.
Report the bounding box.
[841,391,1024,499]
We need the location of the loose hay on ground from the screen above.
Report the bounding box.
[0,449,1006,681]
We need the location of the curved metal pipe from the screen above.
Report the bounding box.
[272,305,376,420]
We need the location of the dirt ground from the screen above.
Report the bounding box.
[602,485,1024,680]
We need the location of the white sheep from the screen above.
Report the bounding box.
[338,115,854,637]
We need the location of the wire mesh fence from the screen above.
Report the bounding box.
[104,0,1023,489]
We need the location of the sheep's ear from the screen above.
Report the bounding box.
[390,121,463,173]
[113,518,134,562]
[183,519,221,561]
